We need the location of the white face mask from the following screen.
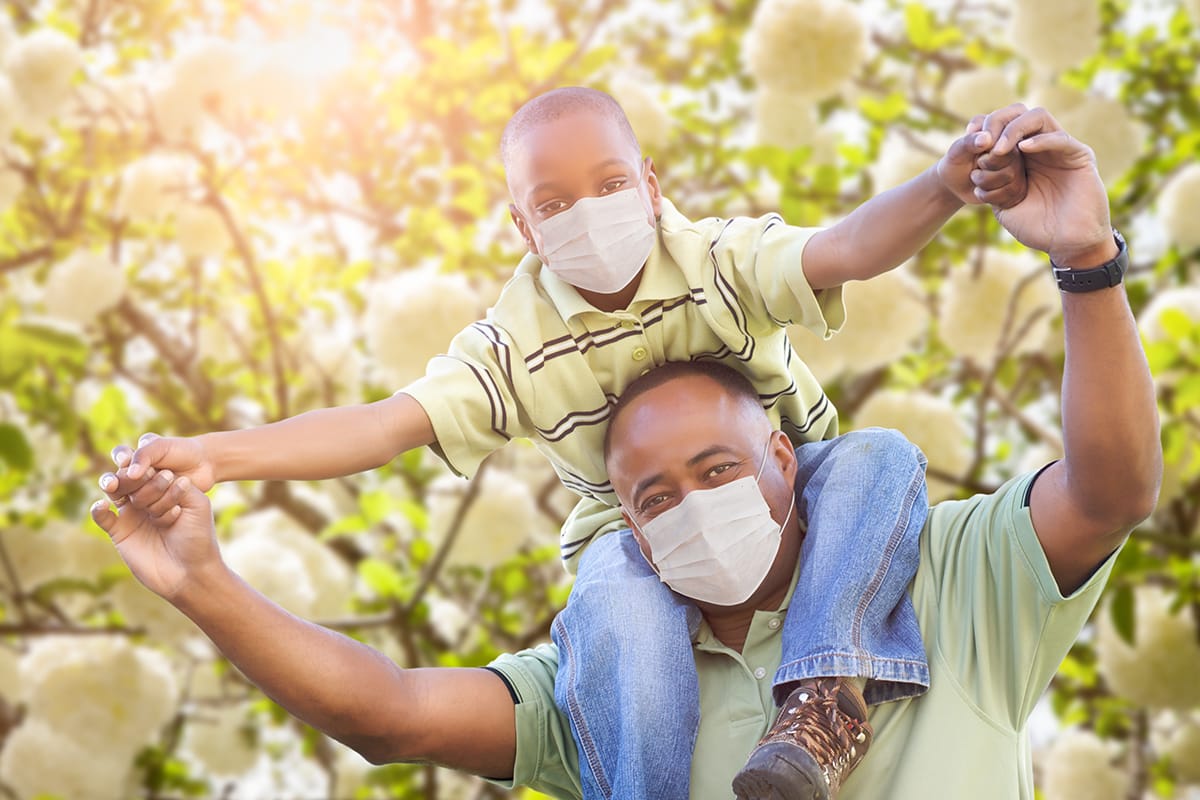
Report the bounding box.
[631,438,794,607]
[534,180,656,294]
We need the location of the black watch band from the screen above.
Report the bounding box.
[1050,230,1128,293]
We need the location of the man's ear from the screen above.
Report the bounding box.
[622,508,658,570]
[644,157,663,218]
[509,203,537,254]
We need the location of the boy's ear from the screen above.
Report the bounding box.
[644,157,663,217]
[509,203,537,253]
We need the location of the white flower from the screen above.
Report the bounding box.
[853,390,971,503]
[609,74,671,153]
[364,269,481,387]
[111,577,199,644]
[1057,96,1146,183]
[0,73,20,140]
[788,268,928,380]
[1157,163,1200,252]
[1041,729,1129,800]
[426,468,538,568]
[0,719,134,800]
[1153,712,1200,784]
[752,89,836,162]
[223,530,319,617]
[1027,83,1088,116]
[745,0,868,100]
[21,636,178,749]
[149,79,206,140]
[331,741,373,800]
[5,28,82,125]
[0,524,69,590]
[184,704,259,776]
[166,37,244,109]
[939,248,1061,366]
[1189,0,1200,29]
[118,154,192,220]
[427,595,471,645]
[1008,0,1101,73]
[1095,586,1200,710]
[870,131,949,192]
[175,203,231,259]
[942,68,1017,121]
[40,248,126,325]
[235,43,314,119]
[236,508,353,618]
[1138,286,1200,343]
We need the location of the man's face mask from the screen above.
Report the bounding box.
[532,168,656,295]
[630,437,795,607]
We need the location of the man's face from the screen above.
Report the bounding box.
[605,374,801,612]
[506,110,663,257]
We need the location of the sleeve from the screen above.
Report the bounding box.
[708,214,846,339]
[921,470,1121,729]
[399,321,534,479]
[483,644,583,800]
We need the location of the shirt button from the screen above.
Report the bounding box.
[767,618,781,630]
[632,346,648,361]
[754,667,767,680]
[619,319,637,329]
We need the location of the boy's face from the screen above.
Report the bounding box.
[506,110,662,258]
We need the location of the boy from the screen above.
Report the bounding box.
[104,87,1025,799]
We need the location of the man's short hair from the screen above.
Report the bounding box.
[500,86,641,170]
[602,360,764,461]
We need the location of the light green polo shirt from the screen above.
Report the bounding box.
[485,470,1119,799]
[402,198,843,572]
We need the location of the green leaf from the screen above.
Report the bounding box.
[358,557,406,599]
[0,423,33,471]
[1109,584,1136,646]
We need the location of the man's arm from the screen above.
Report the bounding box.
[801,105,1029,291]
[90,474,517,776]
[986,108,1162,593]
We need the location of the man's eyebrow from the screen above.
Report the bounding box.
[630,445,740,505]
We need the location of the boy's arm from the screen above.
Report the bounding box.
[107,391,434,494]
[801,104,1029,291]
[90,474,518,776]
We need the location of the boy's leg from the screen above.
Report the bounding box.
[734,427,929,800]
[551,528,700,800]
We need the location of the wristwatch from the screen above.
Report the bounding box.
[1050,229,1128,293]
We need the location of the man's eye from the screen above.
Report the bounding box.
[600,179,627,193]
[706,463,736,479]
[640,493,669,513]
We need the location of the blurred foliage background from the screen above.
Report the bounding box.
[0,0,1197,797]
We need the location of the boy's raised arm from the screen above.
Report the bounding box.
[105,391,435,497]
[801,103,1030,291]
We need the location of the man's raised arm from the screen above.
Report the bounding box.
[90,472,518,777]
[982,106,1162,593]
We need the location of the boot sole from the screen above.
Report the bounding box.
[731,741,831,800]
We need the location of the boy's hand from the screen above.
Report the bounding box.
[937,103,1029,210]
[104,433,216,503]
[91,469,224,603]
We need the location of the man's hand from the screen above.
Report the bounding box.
[937,104,1028,210]
[91,469,224,603]
[980,106,1114,266]
[102,433,216,505]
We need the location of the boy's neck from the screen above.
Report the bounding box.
[575,269,645,312]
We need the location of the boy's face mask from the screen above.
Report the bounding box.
[629,437,795,607]
[533,171,657,295]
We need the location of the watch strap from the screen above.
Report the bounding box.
[1050,230,1128,293]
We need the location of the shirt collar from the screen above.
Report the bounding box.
[692,554,804,654]
[522,196,693,324]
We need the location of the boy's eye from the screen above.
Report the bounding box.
[600,179,627,194]
[538,200,569,216]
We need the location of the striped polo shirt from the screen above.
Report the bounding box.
[401,198,844,572]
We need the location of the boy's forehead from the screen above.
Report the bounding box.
[506,110,640,192]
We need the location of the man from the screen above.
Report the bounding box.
[92,106,1159,799]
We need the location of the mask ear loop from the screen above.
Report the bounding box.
[756,433,797,532]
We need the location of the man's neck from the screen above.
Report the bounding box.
[702,581,792,654]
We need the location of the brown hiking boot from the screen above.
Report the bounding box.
[731,677,873,800]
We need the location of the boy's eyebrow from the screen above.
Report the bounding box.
[630,445,741,505]
[528,158,638,199]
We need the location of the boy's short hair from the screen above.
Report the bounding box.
[500,86,641,170]
[602,360,764,462]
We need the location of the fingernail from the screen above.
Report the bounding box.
[99,474,115,491]
[974,133,988,147]
[159,470,174,482]
[92,500,107,513]
[111,449,129,467]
